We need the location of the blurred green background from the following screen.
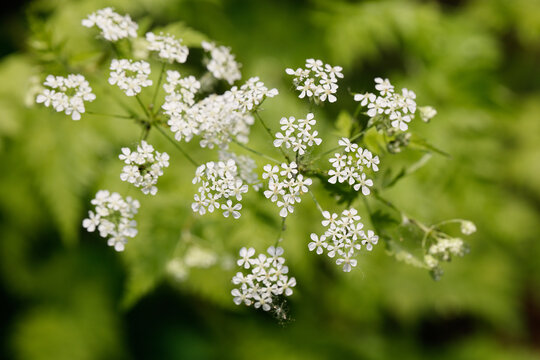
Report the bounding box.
[1,0,540,359]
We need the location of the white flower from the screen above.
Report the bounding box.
[146,32,189,63]
[231,246,295,312]
[327,138,379,196]
[237,247,256,269]
[354,92,376,106]
[361,230,379,251]
[353,173,373,195]
[36,74,96,120]
[83,190,139,251]
[202,41,242,85]
[286,59,342,102]
[82,8,138,42]
[374,77,394,96]
[192,160,248,218]
[222,199,242,219]
[308,233,327,255]
[109,59,152,96]
[165,75,275,149]
[352,77,435,135]
[309,208,378,272]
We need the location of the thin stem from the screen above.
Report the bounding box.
[152,62,166,112]
[86,111,134,120]
[153,124,199,167]
[273,217,287,248]
[135,94,151,118]
[231,139,280,164]
[308,189,324,214]
[352,102,363,120]
[140,123,151,141]
[254,111,290,162]
[362,196,380,235]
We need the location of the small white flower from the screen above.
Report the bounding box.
[308,233,327,255]
[222,199,242,219]
[237,247,256,269]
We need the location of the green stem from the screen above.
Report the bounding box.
[308,189,324,214]
[231,139,280,164]
[254,111,290,162]
[273,217,287,248]
[135,94,151,118]
[152,62,166,113]
[153,124,199,167]
[86,111,134,120]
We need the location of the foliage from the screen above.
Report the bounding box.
[1,0,540,359]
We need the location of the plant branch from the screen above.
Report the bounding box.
[231,139,280,164]
[153,124,199,167]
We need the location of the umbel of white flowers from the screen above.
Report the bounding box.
[309,208,379,272]
[231,246,296,311]
[82,190,140,252]
[119,140,170,195]
[31,7,473,316]
[35,74,96,120]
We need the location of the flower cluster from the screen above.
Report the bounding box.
[425,237,468,269]
[36,74,96,120]
[274,113,322,155]
[309,209,378,272]
[146,32,189,63]
[192,160,249,218]
[82,7,138,42]
[119,140,170,195]
[82,190,140,251]
[218,150,261,190]
[328,138,380,195]
[231,246,296,311]
[201,41,242,85]
[109,59,152,96]
[165,76,277,148]
[354,77,422,132]
[286,58,343,103]
[263,162,312,218]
